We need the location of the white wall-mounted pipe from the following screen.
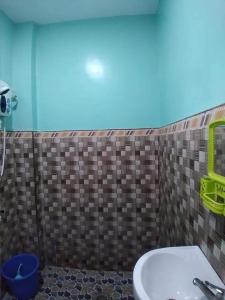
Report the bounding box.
[0,119,6,177]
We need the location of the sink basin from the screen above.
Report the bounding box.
[133,246,225,300]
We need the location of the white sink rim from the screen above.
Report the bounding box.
[133,245,225,300]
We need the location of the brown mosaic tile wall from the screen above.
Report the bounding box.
[0,136,39,297]
[159,129,225,282]
[215,127,225,176]
[34,134,159,271]
[1,102,225,298]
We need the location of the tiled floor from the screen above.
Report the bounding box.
[4,266,134,300]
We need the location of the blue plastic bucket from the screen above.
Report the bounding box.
[1,253,40,300]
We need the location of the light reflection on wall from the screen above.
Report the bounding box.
[85,58,104,79]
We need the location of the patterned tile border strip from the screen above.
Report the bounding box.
[1,102,225,138]
[158,102,225,135]
[0,131,33,138]
[0,129,157,139]
[33,128,157,138]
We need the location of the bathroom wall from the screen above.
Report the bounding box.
[1,3,225,298]
[0,133,39,298]
[34,130,159,270]
[3,2,225,130]
[12,23,38,131]
[0,11,14,295]
[0,11,15,131]
[157,0,225,125]
[0,11,14,84]
[2,104,225,286]
[1,13,161,131]
[159,105,225,282]
[1,108,225,300]
[36,15,160,130]
[215,127,225,176]
[0,11,37,131]
[0,128,159,300]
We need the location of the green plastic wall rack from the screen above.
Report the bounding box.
[200,119,225,216]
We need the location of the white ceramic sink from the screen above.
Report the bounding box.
[133,246,225,300]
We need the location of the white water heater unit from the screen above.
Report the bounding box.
[0,80,13,117]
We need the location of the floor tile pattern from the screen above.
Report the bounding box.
[4,266,134,300]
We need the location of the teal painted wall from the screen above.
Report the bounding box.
[2,1,225,130]
[0,11,14,129]
[1,13,161,131]
[12,23,37,130]
[36,16,160,130]
[157,0,225,125]
[0,11,14,84]
[0,12,36,131]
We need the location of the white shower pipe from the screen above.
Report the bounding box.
[0,119,5,177]
[0,118,6,177]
